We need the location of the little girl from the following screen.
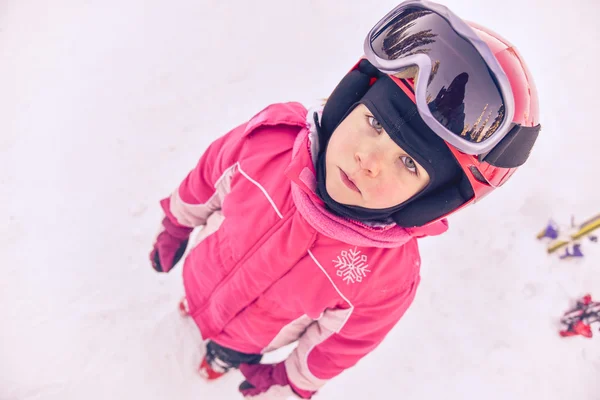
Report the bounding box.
[150,1,541,398]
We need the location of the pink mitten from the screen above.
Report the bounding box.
[239,362,315,399]
[149,216,192,273]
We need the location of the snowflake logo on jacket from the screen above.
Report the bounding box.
[333,247,370,284]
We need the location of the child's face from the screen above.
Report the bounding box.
[325,104,430,209]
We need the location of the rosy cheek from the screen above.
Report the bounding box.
[369,182,395,199]
[368,180,410,206]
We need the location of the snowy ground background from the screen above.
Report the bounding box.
[1,0,599,399]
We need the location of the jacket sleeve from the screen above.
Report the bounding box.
[284,278,420,392]
[160,120,250,229]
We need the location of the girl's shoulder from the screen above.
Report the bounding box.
[237,102,309,158]
[244,102,308,134]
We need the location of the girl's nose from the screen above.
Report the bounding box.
[355,150,382,177]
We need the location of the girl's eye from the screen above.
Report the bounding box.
[368,116,383,133]
[401,156,418,175]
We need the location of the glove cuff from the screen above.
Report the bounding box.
[161,216,193,239]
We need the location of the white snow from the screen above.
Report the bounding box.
[1,0,599,399]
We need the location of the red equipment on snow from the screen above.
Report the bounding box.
[559,294,600,338]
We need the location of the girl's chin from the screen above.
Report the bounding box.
[331,192,361,207]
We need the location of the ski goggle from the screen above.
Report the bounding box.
[363,0,515,155]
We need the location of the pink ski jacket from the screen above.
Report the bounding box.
[160,102,448,392]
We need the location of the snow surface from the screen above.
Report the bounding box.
[2,0,599,399]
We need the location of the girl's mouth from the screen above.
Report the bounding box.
[339,169,361,193]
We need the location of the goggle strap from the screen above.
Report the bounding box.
[480,124,542,168]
